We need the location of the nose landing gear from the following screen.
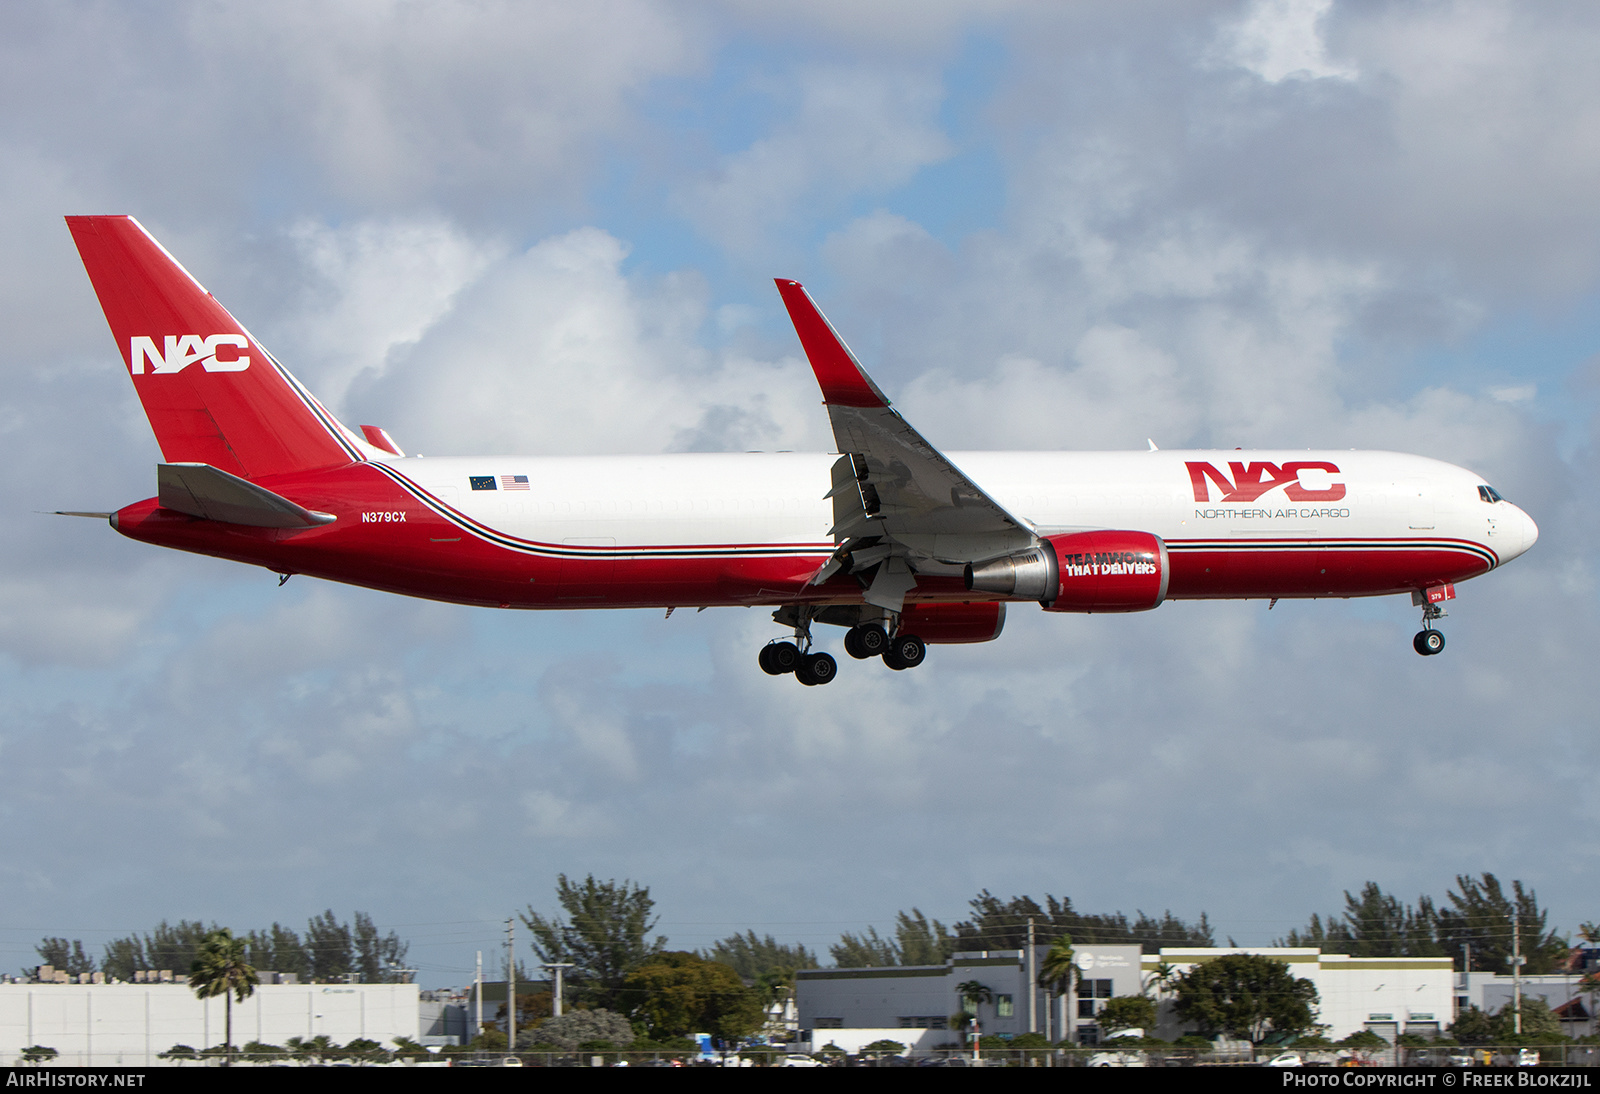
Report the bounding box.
[1413,602,1446,656]
[1413,628,1445,656]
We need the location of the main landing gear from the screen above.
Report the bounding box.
[759,610,926,683]
[841,620,924,670]
[759,640,836,685]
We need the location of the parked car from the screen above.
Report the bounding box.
[778,1054,823,1067]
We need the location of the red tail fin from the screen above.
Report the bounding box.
[67,216,364,478]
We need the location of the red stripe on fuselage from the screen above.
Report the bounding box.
[1165,542,1492,598]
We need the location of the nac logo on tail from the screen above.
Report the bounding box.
[1186,460,1346,502]
[129,335,250,374]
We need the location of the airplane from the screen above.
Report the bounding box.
[63,215,1538,685]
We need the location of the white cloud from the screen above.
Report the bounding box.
[281,218,505,414]
[335,223,827,456]
[1221,0,1358,83]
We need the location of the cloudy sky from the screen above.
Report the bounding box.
[1,0,1595,986]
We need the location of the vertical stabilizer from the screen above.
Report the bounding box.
[66,216,364,478]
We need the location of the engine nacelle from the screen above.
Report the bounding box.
[1040,530,1168,613]
[899,601,1006,644]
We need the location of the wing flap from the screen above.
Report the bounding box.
[157,462,337,528]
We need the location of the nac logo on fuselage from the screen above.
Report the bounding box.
[129,335,251,375]
[1186,460,1346,503]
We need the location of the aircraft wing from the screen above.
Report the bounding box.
[774,280,1035,607]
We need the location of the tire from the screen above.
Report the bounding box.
[848,624,887,658]
[1414,629,1445,656]
[763,641,801,674]
[883,633,926,670]
[802,652,837,685]
[843,629,864,660]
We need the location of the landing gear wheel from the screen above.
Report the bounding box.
[759,641,801,675]
[796,651,837,686]
[844,624,888,660]
[882,633,926,671]
[1413,630,1445,656]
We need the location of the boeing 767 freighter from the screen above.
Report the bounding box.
[63,216,1537,684]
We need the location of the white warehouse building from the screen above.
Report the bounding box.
[795,945,1454,1051]
[1149,949,1454,1043]
[0,982,420,1067]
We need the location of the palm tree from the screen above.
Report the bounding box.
[189,928,259,1065]
[956,980,994,1058]
[1039,934,1077,1041]
[1039,934,1076,995]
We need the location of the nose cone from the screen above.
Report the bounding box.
[1504,504,1539,563]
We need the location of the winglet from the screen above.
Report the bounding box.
[774,279,890,408]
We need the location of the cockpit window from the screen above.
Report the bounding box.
[1478,485,1505,503]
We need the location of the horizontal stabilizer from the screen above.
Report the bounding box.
[157,463,336,528]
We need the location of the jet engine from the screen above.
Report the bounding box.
[965,531,1168,612]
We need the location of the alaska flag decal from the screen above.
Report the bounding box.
[469,476,496,491]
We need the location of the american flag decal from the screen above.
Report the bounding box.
[501,475,530,491]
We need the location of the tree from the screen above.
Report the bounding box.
[522,875,664,1007]
[954,890,1212,952]
[1488,998,1565,1044]
[1278,884,1445,957]
[829,908,953,967]
[957,979,994,1014]
[304,910,353,982]
[619,951,764,1042]
[1039,934,1076,996]
[702,931,817,984]
[1436,874,1567,974]
[142,920,213,979]
[34,938,94,977]
[1099,995,1157,1035]
[353,912,410,983]
[244,922,309,982]
[285,1035,337,1063]
[188,928,259,1064]
[1450,1006,1495,1046]
[860,1039,906,1057]
[830,926,899,967]
[700,933,809,1014]
[1277,911,1356,953]
[100,937,144,983]
[519,1008,635,1051]
[894,909,955,965]
[1171,954,1318,1043]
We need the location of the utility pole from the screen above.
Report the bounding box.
[507,918,517,1051]
[1027,917,1037,1035]
[475,951,483,1043]
[1512,912,1524,1036]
